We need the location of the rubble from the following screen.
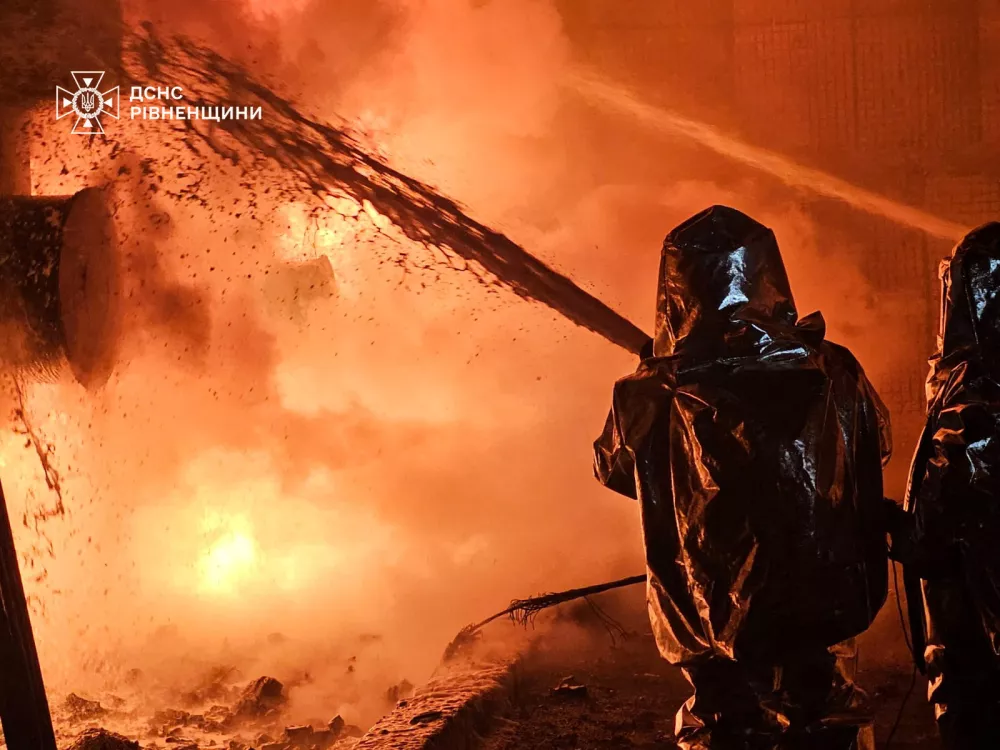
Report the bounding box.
[310,729,337,748]
[53,669,373,750]
[200,705,234,732]
[181,666,243,708]
[154,709,193,728]
[385,679,414,705]
[69,729,140,750]
[232,677,286,720]
[66,693,107,719]
[105,695,127,710]
[282,726,313,746]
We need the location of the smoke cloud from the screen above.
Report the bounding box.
[1,0,918,730]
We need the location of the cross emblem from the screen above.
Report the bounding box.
[55,71,120,134]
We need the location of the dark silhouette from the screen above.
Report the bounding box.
[594,206,892,750]
[900,223,1000,749]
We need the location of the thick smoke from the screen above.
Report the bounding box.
[0,0,916,731]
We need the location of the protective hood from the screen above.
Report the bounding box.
[654,205,800,358]
[926,222,1000,404]
[938,223,1000,357]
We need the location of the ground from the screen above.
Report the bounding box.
[38,592,942,750]
[479,597,941,750]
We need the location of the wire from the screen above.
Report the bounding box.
[884,560,919,749]
[892,560,914,656]
[884,665,919,749]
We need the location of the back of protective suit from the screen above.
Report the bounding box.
[904,222,1000,748]
[595,205,892,666]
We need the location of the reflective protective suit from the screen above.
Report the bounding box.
[594,206,891,750]
[903,223,1000,749]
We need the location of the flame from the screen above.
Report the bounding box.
[196,513,259,597]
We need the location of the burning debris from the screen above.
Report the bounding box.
[52,673,372,750]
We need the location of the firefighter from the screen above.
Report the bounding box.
[899,222,1000,749]
[594,205,892,750]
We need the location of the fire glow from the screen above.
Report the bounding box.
[196,512,258,597]
[0,0,954,741]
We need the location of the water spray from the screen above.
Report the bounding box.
[566,68,969,243]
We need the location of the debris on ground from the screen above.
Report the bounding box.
[409,710,444,726]
[69,729,140,750]
[66,694,107,719]
[385,679,414,705]
[152,708,192,728]
[232,677,286,720]
[55,664,373,750]
[481,616,940,749]
[551,676,587,698]
[310,729,336,748]
[282,726,313,745]
[179,666,243,708]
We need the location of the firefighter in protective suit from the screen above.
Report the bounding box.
[899,223,1000,749]
[594,206,892,750]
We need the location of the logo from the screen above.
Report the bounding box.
[56,72,120,134]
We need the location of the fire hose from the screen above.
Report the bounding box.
[442,573,647,662]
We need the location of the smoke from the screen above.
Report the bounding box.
[0,0,918,729]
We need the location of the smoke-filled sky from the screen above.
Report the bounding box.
[1,0,923,726]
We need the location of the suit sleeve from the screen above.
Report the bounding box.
[910,401,1000,574]
[823,341,893,467]
[849,353,892,468]
[870,380,893,468]
[593,386,639,500]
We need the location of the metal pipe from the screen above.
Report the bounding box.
[0,189,120,389]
